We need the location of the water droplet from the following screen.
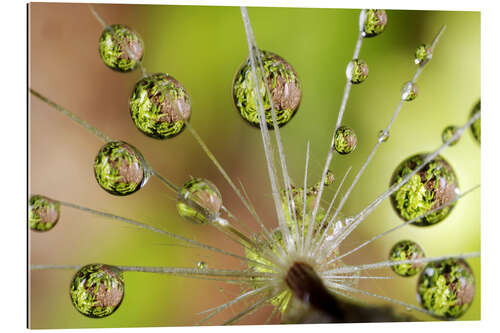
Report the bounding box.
[70,264,124,318]
[441,125,460,146]
[470,100,481,144]
[324,170,335,186]
[389,240,425,277]
[334,126,357,155]
[346,59,369,84]
[377,130,389,143]
[29,195,60,232]
[233,50,302,129]
[197,261,207,269]
[390,153,459,226]
[99,24,143,72]
[414,44,432,65]
[177,178,222,224]
[129,73,191,139]
[94,141,150,196]
[401,81,418,101]
[417,259,475,319]
[360,9,388,38]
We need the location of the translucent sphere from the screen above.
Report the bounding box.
[389,240,425,277]
[441,125,460,146]
[417,259,475,319]
[129,73,191,139]
[360,9,388,38]
[415,44,432,65]
[70,264,125,318]
[324,170,335,186]
[233,50,302,128]
[470,100,481,144]
[98,24,144,72]
[29,195,60,232]
[94,141,150,196]
[177,178,223,224]
[378,129,389,143]
[390,154,459,226]
[346,59,369,84]
[401,81,418,101]
[197,261,207,269]
[334,126,357,155]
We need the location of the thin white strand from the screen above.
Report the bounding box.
[197,286,271,325]
[333,111,481,251]
[311,166,353,256]
[240,7,294,255]
[325,252,480,275]
[305,9,366,253]
[326,185,480,266]
[327,281,434,316]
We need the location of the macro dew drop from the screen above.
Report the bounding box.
[94,141,150,196]
[129,73,191,139]
[441,125,460,146]
[417,259,475,319]
[360,9,388,38]
[334,126,357,155]
[197,261,208,269]
[401,81,418,101]
[177,178,223,224]
[99,24,144,72]
[377,129,389,143]
[70,264,125,318]
[389,240,425,277]
[414,44,432,65]
[346,59,369,84]
[232,50,302,128]
[390,153,459,226]
[29,194,60,232]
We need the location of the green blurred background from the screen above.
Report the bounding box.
[29,3,480,328]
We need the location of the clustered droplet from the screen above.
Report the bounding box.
[441,125,460,146]
[233,50,302,128]
[346,59,369,84]
[401,81,418,101]
[129,73,191,139]
[334,126,357,155]
[29,195,60,232]
[99,24,144,72]
[70,264,125,318]
[177,178,223,224]
[389,240,425,277]
[360,9,388,38]
[414,44,432,65]
[417,259,475,319]
[469,100,481,144]
[94,141,150,196]
[390,153,459,226]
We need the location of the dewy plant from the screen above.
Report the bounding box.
[28,3,481,328]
